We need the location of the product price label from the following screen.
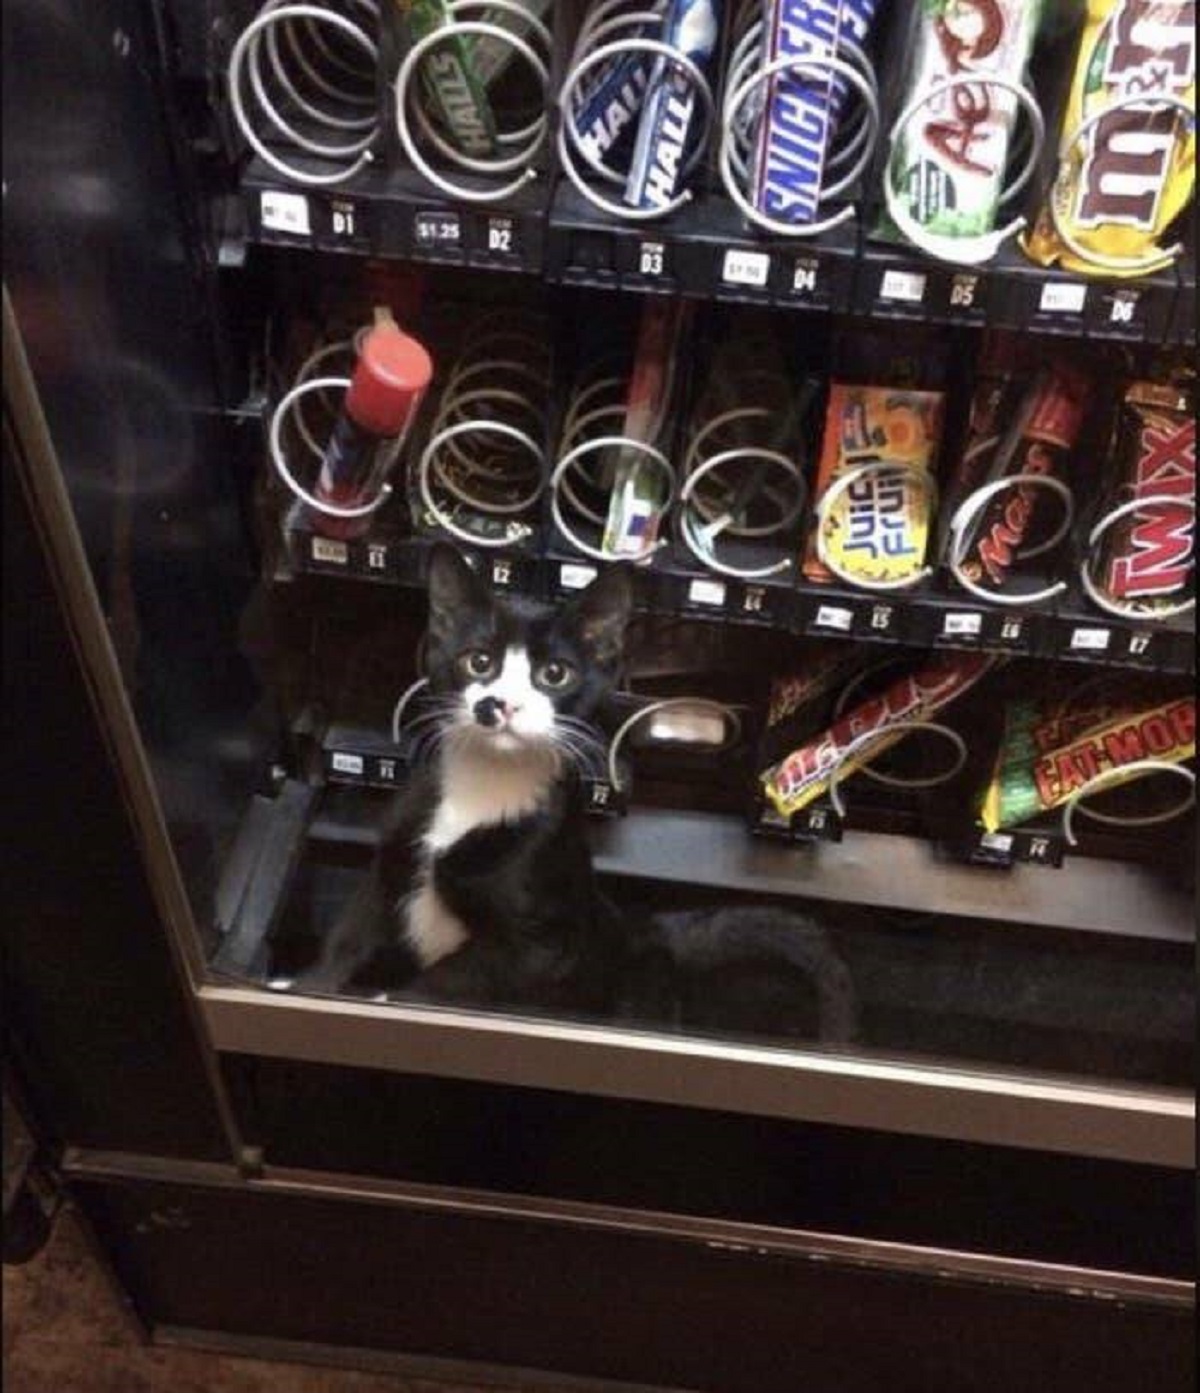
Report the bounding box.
[814,604,853,632]
[331,752,364,775]
[880,269,926,304]
[261,191,310,237]
[1039,282,1087,315]
[414,211,462,247]
[688,577,726,607]
[311,538,348,565]
[722,248,770,288]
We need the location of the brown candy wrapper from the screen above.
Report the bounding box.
[1097,380,1195,610]
[945,364,1088,590]
[1022,0,1197,277]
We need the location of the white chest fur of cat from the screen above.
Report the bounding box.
[402,725,560,968]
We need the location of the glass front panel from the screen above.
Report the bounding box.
[5,0,1195,1156]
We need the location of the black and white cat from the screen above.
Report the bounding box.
[296,544,857,1042]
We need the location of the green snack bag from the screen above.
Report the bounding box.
[394,0,498,158]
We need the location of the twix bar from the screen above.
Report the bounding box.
[1099,380,1195,609]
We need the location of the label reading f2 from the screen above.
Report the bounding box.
[722,248,770,288]
[415,211,461,248]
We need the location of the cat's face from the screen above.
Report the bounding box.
[424,544,632,756]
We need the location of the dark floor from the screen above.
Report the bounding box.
[2,1207,548,1393]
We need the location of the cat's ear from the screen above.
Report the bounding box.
[569,564,633,667]
[426,544,490,647]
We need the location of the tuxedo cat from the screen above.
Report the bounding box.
[297,544,857,1042]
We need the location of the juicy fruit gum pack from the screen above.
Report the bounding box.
[803,384,945,585]
[981,693,1196,831]
[1022,0,1197,275]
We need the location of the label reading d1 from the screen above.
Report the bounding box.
[414,211,462,248]
[722,248,770,288]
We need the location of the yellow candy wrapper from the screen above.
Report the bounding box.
[803,384,944,586]
[1022,0,1197,277]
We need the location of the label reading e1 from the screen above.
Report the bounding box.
[311,538,348,565]
[415,211,461,247]
[261,191,311,237]
[722,248,770,288]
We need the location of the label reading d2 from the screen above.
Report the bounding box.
[486,216,518,256]
[414,211,462,248]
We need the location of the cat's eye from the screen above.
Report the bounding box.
[535,659,574,691]
[459,650,496,680]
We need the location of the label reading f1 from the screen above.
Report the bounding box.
[1069,626,1111,652]
[1040,282,1087,314]
[722,248,770,288]
[261,191,310,237]
[880,269,926,304]
[415,211,461,247]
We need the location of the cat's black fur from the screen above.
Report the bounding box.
[297,545,858,1044]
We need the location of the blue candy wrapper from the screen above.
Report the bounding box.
[624,0,721,210]
[751,0,879,225]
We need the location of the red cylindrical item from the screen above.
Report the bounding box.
[344,325,433,436]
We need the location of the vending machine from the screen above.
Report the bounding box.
[4,1,1195,1388]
